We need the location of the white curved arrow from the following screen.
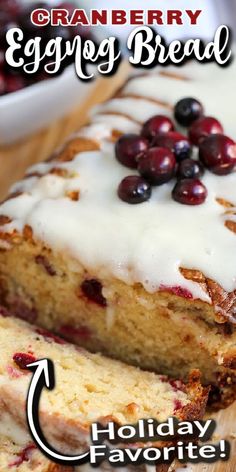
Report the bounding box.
[26,358,90,466]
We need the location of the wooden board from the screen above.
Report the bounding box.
[0,64,235,472]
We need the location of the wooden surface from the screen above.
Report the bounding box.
[0,65,235,472]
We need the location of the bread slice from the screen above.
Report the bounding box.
[0,314,207,465]
[0,437,169,472]
[0,436,71,472]
[0,63,235,408]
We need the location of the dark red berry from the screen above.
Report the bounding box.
[153,132,191,161]
[5,73,25,94]
[177,158,204,180]
[115,134,149,169]
[199,134,236,175]
[189,117,223,146]
[138,147,176,185]
[172,179,207,205]
[13,353,37,370]
[9,444,36,468]
[118,176,152,204]
[35,327,66,345]
[141,115,174,140]
[81,279,107,307]
[0,72,5,95]
[0,0,20,18]
[174,97,204,127]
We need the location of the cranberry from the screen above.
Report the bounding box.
[138,147,176,185]
[13,353,37,370]
[153,132,192,161]
[35,328,66,345]
[172,179,207,205]
[0,0,20,18]
[189,117,224,146]
[9,444,36,467]
[174,399,183,412]
[115,134,149,169]
[118,176,152,204]
[5,73,25,94]
[199,134,236,175]
[81,279,107,307]
[141,115,174,140]
[159,285,193,300]
[0,72,5,95]
[174,97,204,127]
[177,158,204,180]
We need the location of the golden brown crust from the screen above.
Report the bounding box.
[50,136,100,163]
[180,267,236,325]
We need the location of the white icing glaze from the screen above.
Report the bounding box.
[1,61,236,303]
[0,412,31,446]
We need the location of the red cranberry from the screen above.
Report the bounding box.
[199,134,236,175]
[174,399,183,412]
[177,158,204,180]
[189,117,223,146]
[174,97,204,127]
[141,115,174,140]
[138,147,176,185]
[81,279,107,307]
[172,179,207,205]
[115,134,149,169]
[5,73,25,94]
[0,50,5,69]
[0,0,20,18]
[118,176,152,204]
[159,285,193,300]
[9,444,36,467]
[13,353,37,370]
[35,328,66,345]
[0,72,5,95]
[153,132,191,162]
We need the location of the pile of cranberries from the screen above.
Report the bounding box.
[0,0,91,95]
[116,97,236,205]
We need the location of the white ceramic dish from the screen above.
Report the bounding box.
[0,64,96,145]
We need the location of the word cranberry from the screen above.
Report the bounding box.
[13,353,37,370]
[115,134,149,169]
[153,132,191,161]
[81,279,107,307]
[174,97,204,126]
[189,116,223,146]
[118,175,151,204]
[177,158,204,180]
[199,134,236,175]
[172,179,207,205]
[141,115,174,140]
[138,147,176,185]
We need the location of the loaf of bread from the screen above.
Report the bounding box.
[0,61,235,408]
[0,314,207,471]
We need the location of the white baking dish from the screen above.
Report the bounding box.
[0,64,96,145]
